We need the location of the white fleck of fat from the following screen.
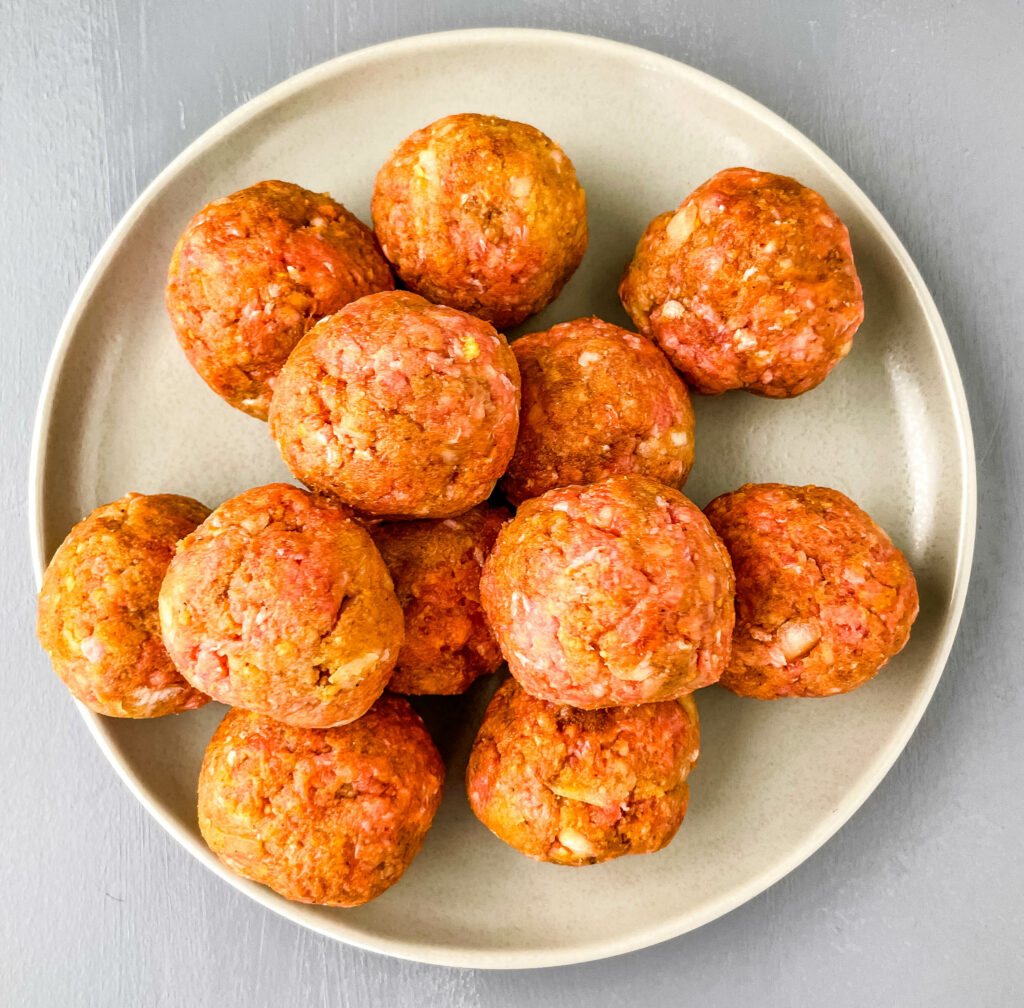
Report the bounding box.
[329,652,380,683]
[776,619,821,662]
[577,351,600,367]
[80,635,106,663]
[612,655,653,681]
[557,828,597,857]
[509,176,533,200]
[132,685,184,708]
[549,781,610,806]
[666,203,698,244]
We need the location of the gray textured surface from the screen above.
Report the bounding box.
[2,1,1020,1004]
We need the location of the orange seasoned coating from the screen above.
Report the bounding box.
[704,483,919,698]
[198,697,444,906]
[269,291,521,519]
[619,168,864,397]
[159,483,403,728]
[500,317,694,505]
[467,678,699,865]
[372,113,588,328]
[371,504,509,695]
[166,180,394,419]
[480,475,735,708]
[36,493,211,718]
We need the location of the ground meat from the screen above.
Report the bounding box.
[500,317,694,505]
[269,290,521,518]
[619,167,864,397]
[372,113,588,329]
[371,503,508,694]
[159,483,403,727]
[36,493,211,718]
[166,180,393,419]
[704,483,919,698]
[198,696,444,906]
[480,475,734,708]
[466,678,699,865]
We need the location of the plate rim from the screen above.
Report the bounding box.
[27,26,978,970]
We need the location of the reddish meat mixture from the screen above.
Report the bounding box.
[704,483,919,698]
[500,317,694,505]
[371,503,509,694]
[269,290,521,518]
[373,113,588,329]
[198,696,444,906]
[467,678,700,865]
[166,180,393,419]
[159,483,403,727]
[480,475,735,708]
[619,167,864,397]
[36,493,211,718]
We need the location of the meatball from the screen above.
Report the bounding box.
[371,504,508,695]
[198,696,444,906]
[467,678,699,865]
[619,167,864,397]
[159,483,403,728]
[372,113,588,329]
[704,483,919,698]
[36,493,211,718]
[269,290,520,519]
[166,180,393,419]
[480,475,734,708]
[500,317,694,505]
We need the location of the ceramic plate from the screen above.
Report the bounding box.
[29,29,975,968]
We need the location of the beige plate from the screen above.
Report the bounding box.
[29,29,976,969]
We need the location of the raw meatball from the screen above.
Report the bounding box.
[36,494,211,718]
[619,167,864,397]
[198,696,444,906]
[467,678,699,865]
[704,483,919,698]
[372,113,588,329]
[480,475,734,708]
[166,180,393,419]
[159,483,403,728]
[269,290,520,519]
[371,504,508,695]
[500,317,694,505]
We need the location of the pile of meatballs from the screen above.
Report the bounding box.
[37,113,919,909]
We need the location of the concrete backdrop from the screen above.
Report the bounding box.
[2,1,1021,1004]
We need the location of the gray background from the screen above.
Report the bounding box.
[2,1,1020,1004]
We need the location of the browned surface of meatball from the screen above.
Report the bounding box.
[36,493,211,718]
[704,483,919,698]
[198,697,444,906]
[166,180,394,419]
[159,483,403,727]
[466,678,699,865]
[372,113,588,329]
[500,317,694,505]
[619,167,864,397]
[269,290,521,519]
[480,475,734,708]
[371,504,508,695]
